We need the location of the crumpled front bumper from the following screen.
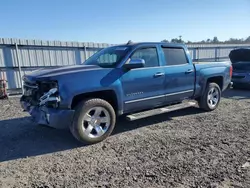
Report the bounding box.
[20,98,75,129]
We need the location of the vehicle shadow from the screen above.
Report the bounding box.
[222,88,250,100]
[0,107,203,162]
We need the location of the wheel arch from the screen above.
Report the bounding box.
[71,90,120,115]
[201,76,223,96]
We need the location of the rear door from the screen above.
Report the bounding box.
[121,46,166,113]
[161,47,195,103]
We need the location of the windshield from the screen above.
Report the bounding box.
[84,46,131,68]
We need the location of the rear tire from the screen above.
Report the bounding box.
[198,82,221,111]
[70,98,116,144]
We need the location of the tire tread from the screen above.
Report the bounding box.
[199,82,221,111]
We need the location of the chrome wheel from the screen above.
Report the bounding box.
[82,107,111,138]
[207,87,219,108]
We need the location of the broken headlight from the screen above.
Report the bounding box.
[39,81,58,93]
[38,81,60,108]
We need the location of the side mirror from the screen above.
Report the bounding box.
[123,58,145,69]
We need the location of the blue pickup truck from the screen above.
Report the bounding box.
[20,41,232,144]
[229,48,250,89]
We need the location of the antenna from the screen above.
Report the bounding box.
[127,40,133,45]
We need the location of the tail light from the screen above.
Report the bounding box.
[230,65,233,77]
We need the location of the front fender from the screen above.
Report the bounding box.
[57,68,125,114]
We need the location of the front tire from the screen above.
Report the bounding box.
[198,82,221,111]
[70,98,116,144]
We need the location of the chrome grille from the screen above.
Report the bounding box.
[23,82,38,96]
[23,82,38,89]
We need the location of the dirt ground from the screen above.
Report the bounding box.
[0,89,249,188]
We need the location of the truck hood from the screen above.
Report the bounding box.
[229,48,250,63]
[24,65,101,82]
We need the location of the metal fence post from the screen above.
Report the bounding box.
[215,47,218,62]
[193,48,197,61]
[197,47,199,62]
[84,46,87,61]
[15,43,23,94]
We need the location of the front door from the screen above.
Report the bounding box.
[121,46,165,113]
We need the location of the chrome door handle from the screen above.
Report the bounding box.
[185,69,194,74]
[154,72,165,77]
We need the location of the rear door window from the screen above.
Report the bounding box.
[162,47,188,66]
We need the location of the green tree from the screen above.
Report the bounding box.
[206,39,211,43]
[170,36,184,43]
[245,36,250,43]
[161,39,169,43]
[212,37,219,43]
[162,36,250,44]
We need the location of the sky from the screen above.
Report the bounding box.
[0,0,249,44]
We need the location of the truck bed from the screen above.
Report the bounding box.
[194,61,231,70]
[194,61,231,65]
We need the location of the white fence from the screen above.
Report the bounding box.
[0,38,249,91]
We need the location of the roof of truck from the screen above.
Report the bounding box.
[115,41,186,48]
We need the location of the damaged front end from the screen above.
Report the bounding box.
[20,79,74,129]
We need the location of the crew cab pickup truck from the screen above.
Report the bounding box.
[20,42,232,144]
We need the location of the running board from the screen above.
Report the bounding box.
[126,101,197,121]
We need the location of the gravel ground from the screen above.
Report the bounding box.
[0,89,250,188]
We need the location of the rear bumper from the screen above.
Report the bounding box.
[231,78,250,88]
[232,82,250,89]
[20,98,75,129]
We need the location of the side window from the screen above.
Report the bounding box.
[162,48,188,66]
[131,47,159,68]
